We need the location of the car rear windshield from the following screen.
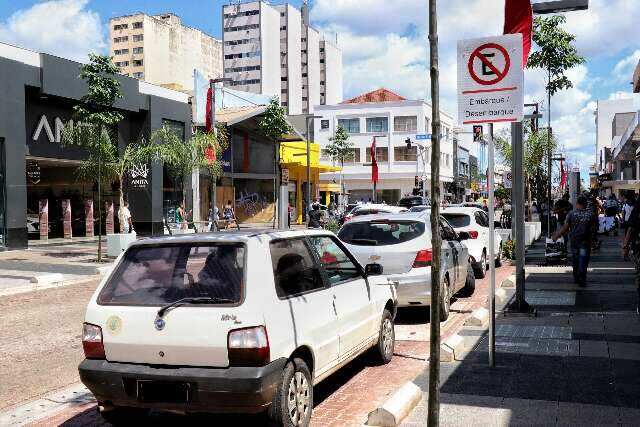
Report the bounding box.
[353,209,389,216]
[441,213,471,228]
[399,198,423,207]
[98,244,245,306]
[338,220,426,246]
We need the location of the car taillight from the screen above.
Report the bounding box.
[468,230,479,239]
[344,215,352,222]
[228,326,270,367]
[82,323,105,359]
[413,249,433,268]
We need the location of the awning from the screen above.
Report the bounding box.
[280,141,342,172]
[320,183,341,192]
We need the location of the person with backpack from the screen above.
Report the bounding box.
[623,201,640,314]
[552,195,597,287]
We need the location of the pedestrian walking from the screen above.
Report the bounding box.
[552,195,596,287]
[223,200,236,230]
[207,204,219,231]
[120,201,134,234]
[623,194,636,229]
[553,193,573,249]
[623,201,640,314]
[308,204,322,229]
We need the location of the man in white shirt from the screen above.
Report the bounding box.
[121,202,134,233]
[623,194,636,227]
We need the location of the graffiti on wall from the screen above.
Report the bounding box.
[235,190,274,223]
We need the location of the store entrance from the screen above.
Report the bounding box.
[26,158,116,240]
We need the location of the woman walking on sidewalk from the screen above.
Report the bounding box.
[623,202,640,314]
[552,195,596,287]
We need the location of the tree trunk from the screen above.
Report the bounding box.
[118,178,125,234]
[97,125,103,262]
[340,158,345,210]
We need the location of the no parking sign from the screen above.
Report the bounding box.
[457,34,524,126]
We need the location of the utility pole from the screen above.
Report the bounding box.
[547,65,553,237]
[210,77,231,231]
[428,0,441,425]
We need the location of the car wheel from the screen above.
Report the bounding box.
[373,309,395,364]
[440,275,451,321]
[97,405,149,425]
[460,264,476,297]
[495,244,503,268]
[269,357,313,427]
[475,251,487,279]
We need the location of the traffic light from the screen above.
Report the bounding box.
[405,137,412,149]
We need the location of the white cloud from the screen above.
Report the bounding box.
[0,0,105,62]
[613,50,640,83]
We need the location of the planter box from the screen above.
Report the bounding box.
[107,233,137,257]
[496,229,512,242]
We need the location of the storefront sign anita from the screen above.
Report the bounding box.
[130,163,149,189]
[32,115,65,143]
[27,161,41,184]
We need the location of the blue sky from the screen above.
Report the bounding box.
[1,0,639,180]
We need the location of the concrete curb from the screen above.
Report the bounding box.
[485,288,509,305]
[440,334,464,362]
[464,307,490,328]
[366,381,422,426]
[30,273,63,285]
[501,274,516,288]
[0,276,100,297]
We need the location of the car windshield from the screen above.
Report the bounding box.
[338,220,427,246]
[353,209,388,216]
[409,206,429,212]
[399,198,423,207]
[441,213,471,228]
[98,244,245,305]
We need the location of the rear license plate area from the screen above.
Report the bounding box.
[137,380,192,403]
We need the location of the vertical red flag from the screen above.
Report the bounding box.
[371,138,379,184]
[559,160,567,189]
[205,81,213,132]
[503,0,533,67]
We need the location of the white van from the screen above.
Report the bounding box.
[79,230,396,426]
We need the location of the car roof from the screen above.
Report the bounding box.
[442,206,482,214]
[345,211,427,225]
[128,228,334,248]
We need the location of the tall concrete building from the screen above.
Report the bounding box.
[109,13,223,92]
[222,1,343,114]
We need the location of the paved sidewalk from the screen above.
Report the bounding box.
[404,234,640,426]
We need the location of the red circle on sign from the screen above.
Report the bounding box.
[467,43,511,86]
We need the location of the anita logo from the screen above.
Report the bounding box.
[32,115,66,143]
[130,163,149,189]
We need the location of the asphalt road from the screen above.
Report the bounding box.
[0,280,99,410]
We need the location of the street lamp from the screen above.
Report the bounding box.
[305,115,322,219]
[209,77,232,231]
[532,0,588,14]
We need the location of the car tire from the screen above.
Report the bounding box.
[269,357,313,427]
[440,275,451,321]
[461,264,476,297]
[495,244,503,268]
[475,251,487,279]
[373,309,395,364]
[97,405,149,425]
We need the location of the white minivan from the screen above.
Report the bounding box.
[79,230,396,426]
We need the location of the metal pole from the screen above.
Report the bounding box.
[488,123,496,366]
[547,66,552,236]
[512,121,530,312]
[428,0,441,424]
[210,80,218,232]
[422,147,427,200]
[306,117,312,219]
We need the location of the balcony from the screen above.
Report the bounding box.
[613,111,640,161]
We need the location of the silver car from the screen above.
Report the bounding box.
[337,211,475,320]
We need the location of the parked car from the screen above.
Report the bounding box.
[339,203,361,225]
[337,212,475,319]
[78,230,396,426]
[441,206,503,279]
[409,205,429,213]
[398,196,428,209]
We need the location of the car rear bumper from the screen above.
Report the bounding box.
[387,268,432,307]
[79,357,287,413]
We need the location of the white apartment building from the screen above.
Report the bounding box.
[109,13,223,92]
[314,89,455,204]
[595,98,635,175]
[222,0,342,114]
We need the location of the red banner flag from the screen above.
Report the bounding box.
[205,145,216,164]
[560,160,567,189]
[371,138,379,184]
[503,0,533,67]
[205,81,213,132]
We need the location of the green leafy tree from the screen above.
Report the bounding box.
[257,97,291,227]
[325,126,353,208]
[60,54,124,261]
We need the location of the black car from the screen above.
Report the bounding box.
[398,196,427,209]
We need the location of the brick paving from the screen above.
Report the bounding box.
[12,263,514,426]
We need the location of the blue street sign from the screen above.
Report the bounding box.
[416,134,431,140]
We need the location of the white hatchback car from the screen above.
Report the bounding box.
[441,207,503,278]
[79,230,396,426]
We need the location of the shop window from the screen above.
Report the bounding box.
[337,118,359,134]
[366,147,388,163]
[394,116,417,132]
[366,117,388,133]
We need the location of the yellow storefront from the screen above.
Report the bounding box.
[280,141,341,224]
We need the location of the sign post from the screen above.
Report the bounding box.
[458,34,523,367]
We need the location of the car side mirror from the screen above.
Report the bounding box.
[458,231,470,241]
[365,263,383,276]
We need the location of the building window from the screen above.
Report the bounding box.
[366,117,388,133]
[280,12,285,16]
[113,23,128,30]
[320,47,325,53]
[133,59,143,66]
[225,24,260,32]
[337,118,360,134]
[224,65,261,73]
[113,36,128,43]
[394,116,417,132]
[320,81,325,86]
[132,47,143,54]
[224,10,259,19]
[229,79,261,86]
[425,117,431,130]
[115,61,129,67]
[132,21,143,29]
[133,34,143,42]
[132,72,144,79]
[224,51,261,59]
[320,120,330,130]
[281,77,288,82]
[302,97,308,102]
[366,147,388,163]
[341,148,361,164]
[114,49,129,55]
[320,59,325,64]
[280,25,287,30]
[225,38,260,46]
[282,102,288,107]
[394,146,418,162]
